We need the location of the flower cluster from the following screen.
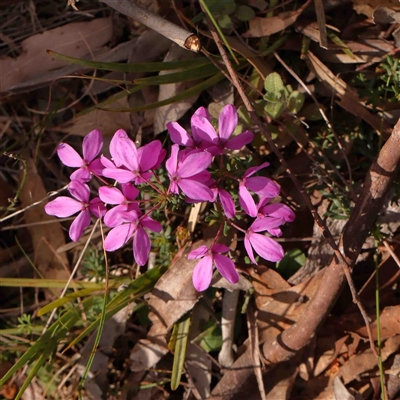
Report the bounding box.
[45,105,295,291]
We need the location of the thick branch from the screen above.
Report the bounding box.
[100,0,201,52]
[263,119,400,362]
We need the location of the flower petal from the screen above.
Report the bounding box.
[219,189,235,219]
[140,216,162,233]
[179,151,212,178]
[89,197,106,218]
[211,243,230,254]
[239,184,257,217]
[138,140,162,171]
[251,217,284,233]
[218,104,237,141]
[167,122,194,147]
[69,210,91,241]
[214,254,239,284]
[104,205,129,227]
[261,203,295,222]
[110,129,138,170]
[104,224,134,251]
[121,183,139,201]
[178,179,213,201]
[82,129,103,162]
[98,187,124,204]
[70,168,91,182]
[45,197,81,217]
[57,143,82,168]
[249,232,284,262]
[192,256,213,292]
[244,161,270,178]
[246,176,280,198]
[102,168,135,184]
[133,226,150,266]
[191,115,218,142]
[188,245,208,259]
[166,144,179,176]
[68,181,90,203]
[226,130,254,150]
[89,158,104,176]
[244,234,257,264]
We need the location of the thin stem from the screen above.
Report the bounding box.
[375,246,388,400]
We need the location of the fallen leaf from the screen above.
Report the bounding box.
[153,44,201,135]
[1,18,112,93]
[130,241,211,372]
[19,158,69,286]
[59,97,131,138]
[338,335,400,384]
[243,0,311,38]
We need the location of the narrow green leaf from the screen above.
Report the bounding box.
[47,49,210,72]
[170,314,191,391]
[0,277,126,289]
[78,291,109,395]
[38,288,104,316]
[133,63,218,85]
[14,350,51,400]
[96,73,225,113]
[199,0,239,64]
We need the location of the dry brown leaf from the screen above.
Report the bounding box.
[243,0,311,38]
[353,0,400,18]
[337,305,400,340]
[338,335,400,384]
[130,241,211,372]
[19,158,69,284]
[153,44,201,135]
[305,51,391,136]
[1,18,112,93]
[59,97,132,138]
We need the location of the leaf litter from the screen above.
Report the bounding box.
[1,0,400,399]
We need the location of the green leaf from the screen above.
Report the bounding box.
[218,14,232,29]
[264,100,285,119]
[170,314,191,391]
[264,72,285,97]
[276,248,306,279]
[46,50,210,72]
[237,5,256,21]
[287,90,305,114]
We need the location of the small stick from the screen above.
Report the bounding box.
[100,0,201,53]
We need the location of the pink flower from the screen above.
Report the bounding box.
[167,107,212,149]
[211,187,236,219]
[190,104,254,154]
[188,244,239,291]
[45,180,106,241]
[239,162,280,217]
[99,183,139,227]
[103,129,165,184]
[166,145,213,201]
[103,210,162,266]
[244,218,285,264]
[57,129,104,182]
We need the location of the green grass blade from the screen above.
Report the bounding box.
[66,266,164,349]
[13,350,51,400]
[37,288,105,316]
[133,63,218,85]
[198,0,238,64]
[0,277,127,289]
[170,314,191,391]
[47,49,210,72]
[96,72,225,113]
[78,291,109,395]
